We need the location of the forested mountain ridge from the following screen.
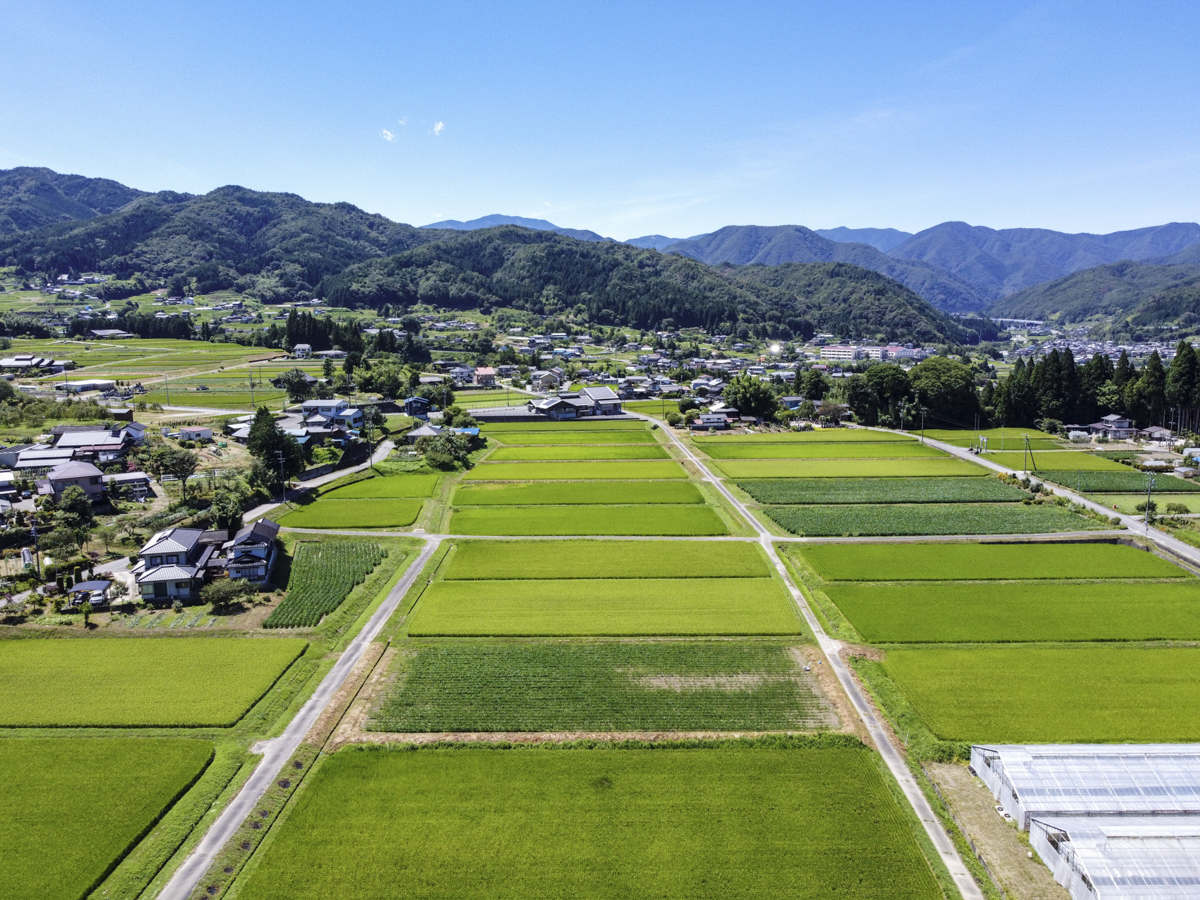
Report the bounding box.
[421,214,611,243]
[815,226,912,252]
[0,167,149,235]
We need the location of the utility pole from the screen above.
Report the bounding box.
[1022,434,1034,473]
[276,450,287,504]
[1145,474,1157,530]
[898,399,908,432]
[29,517,41,582]
[164,375,169,406]
[919,407,927,444]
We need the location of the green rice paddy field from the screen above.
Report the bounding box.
[449,505,729,536]
[464,461,687,480]
[796,541,1182,581]
[826,581,1200,643]
[442,540,770,580]
[711,458,983,478]
[480,420,646,432]
[369,642,833,732]
[321,473,440,498]
[488,445,669,460]
[235,746,940,900]
[739,476,1028,504]
[0,738,214,900]
[276,499,424,528]
[453,481,704,505]
[700,442,941,459]
[488,430,658,445]
[922,428,1061,449]
[0,638,308,726]
[983,450,1128,471]
[694,429,911,443]
[406,578,800,635]
[883,645,1200,742]
[767,502,1101,536]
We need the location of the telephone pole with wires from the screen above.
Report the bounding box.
[276,451,287,504]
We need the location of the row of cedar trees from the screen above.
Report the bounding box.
[986,340,1200,431]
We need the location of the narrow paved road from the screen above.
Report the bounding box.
[242,439,396,524]
[157,536,441,900]
[639,415,987,900]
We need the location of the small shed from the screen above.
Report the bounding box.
[178,426,213,442]
[67,580,112,607]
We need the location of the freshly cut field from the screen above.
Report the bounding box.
[453,481,704,506]
[443,540,771,580]
[489,430,657,445]
[463,460,687,480]
[1043,470,1200,492]
[321,473,439,498]
[884,645,1200,742]
[923,428,1061,449]
[370,642,833,732]
[1101,493,1200,514]
[983,450,1128,471]
[450,505,728,536]
[488,444,669,460]
[264,541,386,628]
[711,458,984,478]
[739,476,1028,505]
[0,738,214,900]
[827,581,1200,643]
[699,442,940,459]
[407,577,800,635]
[0,637,307,726]
[235,746,939,900]
[767,502,1098,536]
[480,420,645,432]
[694,429,911,443]
[276,499,423,528]
[796,541,1182,582]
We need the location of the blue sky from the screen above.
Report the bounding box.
[3,1,1198,239]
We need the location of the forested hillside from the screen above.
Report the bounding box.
[0,167,148,234]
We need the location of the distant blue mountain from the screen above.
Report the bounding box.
[624,234,685,251]
[420,214,611,243]
[815,226,913,253]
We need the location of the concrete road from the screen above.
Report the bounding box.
[242,439,396,524]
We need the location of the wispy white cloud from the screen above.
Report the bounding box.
[381,128,394,142]
[432,121,445,136]
[398,117,408,126]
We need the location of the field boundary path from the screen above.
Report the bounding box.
[157,536,442,900]
[242,439,396,523]
[638,414,986,900]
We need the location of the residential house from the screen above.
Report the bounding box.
[293,343,312,359]
[1089,414,1138,440]
[530,369,563,391]
[300,398,350,418]
[474,366,496,386]
[579,386,623,415]
[224,519,280,584]
[333,408,363,430]
[692,412,731,430]
[103,471,152,501]
[404,396,433,419]
[89,328,135,339]
[780,396,804,410]
[53,428,129,462]
[135,527,217,603]
[44,461,106,502]
[178,426,213,442]
[14,447,74,474]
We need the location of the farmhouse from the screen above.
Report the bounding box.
[135,526,221,602]
[404,396,432,418]
[223,519,280,584]
[474,366,496,386]
[293,343,312,358]
[43,461,106,502]
[1089,414,1138,440]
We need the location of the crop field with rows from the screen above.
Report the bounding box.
[449,505,728,535]
[883,645,1200,743]
[710,457,984,478]
[795,540,1181,581]
[738,476,1029,504]
[0,738,215,900]
[370,642,834,732]
[766,501,1101,536]
[406,577,800,635]
[275,498,423,529]
[265,541,386,627]
[321,473,439,498]
[826,581,1200,643]
[442,539,771,580]
[234,746,941,900]
[982,450,1129,471]
[693,429,912,443]
[452,481,705,505]
[1041,469,1200,492]
[698,442,942,459]
[463,460,688,480]
[0,638,307,726]
[488,430,658,445]
[487,444,670,461]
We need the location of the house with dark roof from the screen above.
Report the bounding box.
[224,519,280,584]
[45,461,106,502]
[135,527,218,602]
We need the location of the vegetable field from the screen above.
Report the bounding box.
[234,746,940,900]
[463,460,688,480]
[321,473,439,498]
[488,444,670,460]
[0,738,214,900]
[795,540,1181,581]
[370,642,834,732]
[0,638,307,726]
[453,481,705,505]
[738,476,1028,504]
[710,458,984,478]
[443,540,771,580]
[1042,470,1200,492]
[265,541,386,627]
[699,442,942,459]
[449,505,728,536]
[276,499,423,528]
[766,502,1100,536]
[407,577,800,635]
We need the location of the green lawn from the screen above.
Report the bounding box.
[464,461,687,480]
[449,505,729,536]
[407,578,800,635]
[321,473,439,498]
[234,746,940,900]
[699,442,942,459]
[766,502,1100,537]
[884,645,1200,743]
[0,738,214,900]
[0,638,307,726]
[711,458,985,478]
[453,481,705,506]
[489,430,657,445]
[276,499,423,528]
[739,477,1028,504]
[795,541,1183,581]
[442,540,771,580]
[827,581,1200,642]
[488,444,669,461]
[369,642,833,732]
[982,450,1129,472]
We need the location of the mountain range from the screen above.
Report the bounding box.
[421,214,611,244]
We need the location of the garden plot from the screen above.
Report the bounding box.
[0,738,214,900]
[406,578,800,635]
[883,645,1200,743]
[370,641,835,732]
[738,476,1028,504]
[826,581,1200,643]
[464,460,687,480]
[320,473,439,498]
[0,638,307,726]
[234,745,940,900]
[264,541,386,628]
[488,444,669,461]
[766,502,1101,536]
[276,499,423,528]
[699,442,942,459]
[442,540,771,580]
[711,458,983,479]
[449,505,728,536]
[795,541,1182,581]
[981,450,1129,472]
[453,481,704,506]
[487,430,658,445]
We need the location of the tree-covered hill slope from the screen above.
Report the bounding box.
[0,167,149,235]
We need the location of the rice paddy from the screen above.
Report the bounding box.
[441,540,771,580]
[699,441,943,459]
[710,458,985,478]
[464,460,688,480]
[275,499,424,528]
[488,430,658,445]
[766,502,1102,536]
[449,505,729,535]
[320,473,440,498]
[487,444,670,460]
[453,481,705,505]
[738,476,1028,504]
[981,450,1129,472]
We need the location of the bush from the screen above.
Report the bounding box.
[201,577,256,611]
[664,411,682,427]
[1166,502,1191,515]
